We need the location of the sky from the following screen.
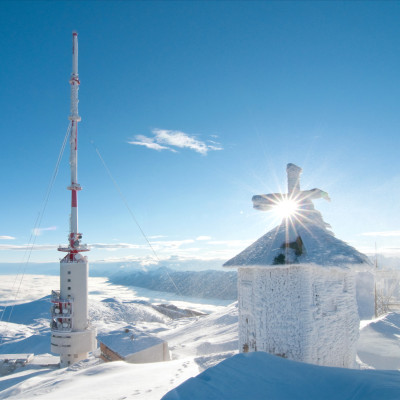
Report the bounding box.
[0,1,400,266]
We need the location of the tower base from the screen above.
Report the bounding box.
[51,327,97,368]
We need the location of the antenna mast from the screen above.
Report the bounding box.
[58,31,88,259]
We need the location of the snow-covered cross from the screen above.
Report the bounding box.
[252,163,330,214]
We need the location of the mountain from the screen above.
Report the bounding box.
[109,267,237,300]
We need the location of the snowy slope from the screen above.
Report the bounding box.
[163,352,400,400]
[357,313,400,370]
[2,275,400,399]
[0,358,198,400]
[109,267,237,300]
[158,302,238,361]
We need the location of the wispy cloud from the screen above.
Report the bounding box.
[90,243,143,250]
[149,239,195,250]
[33,226,57,236]
[128,134,174,152]
[0,236,15,240]
[0,244,57,251]
[361,230,400,237]
[208,239,254,248]
[196,235,212,241]
[128,129,223,155]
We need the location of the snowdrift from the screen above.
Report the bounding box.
[163,352,400,400]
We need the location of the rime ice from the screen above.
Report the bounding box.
[224,163,371,368]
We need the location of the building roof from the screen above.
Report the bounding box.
[224,220,370,268]
[98,326,166,358]
[224,163,371,268]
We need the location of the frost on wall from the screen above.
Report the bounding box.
[238,264,359,368]
[226,163,370,368]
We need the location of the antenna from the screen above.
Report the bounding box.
[50,32,96,368]
[58,31,88,260]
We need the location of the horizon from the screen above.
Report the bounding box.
[1,1,400,265]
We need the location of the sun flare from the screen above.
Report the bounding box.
[273,198,299,219]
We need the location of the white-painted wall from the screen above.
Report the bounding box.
[60,258,88,331]
[125,342,170,364]
[51,258,96,368]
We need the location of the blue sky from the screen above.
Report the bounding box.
[0,1,399,265]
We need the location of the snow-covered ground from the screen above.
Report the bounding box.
[0,274,400,399]
[163,352,400,400]
[0,275,236,399]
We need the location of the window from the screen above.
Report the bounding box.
[68,279,71,282]
[68,287,71,290]
[68,271,71,275]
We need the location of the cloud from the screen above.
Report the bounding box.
[128,134,175,152]
[128,129,223,155]
[207,239,254,248]
[149,239,195,250]
[361,230,400,237]
[0,244,57,251]
[0,236,15,240]
[33,226,57,236]
[196,236,212,241]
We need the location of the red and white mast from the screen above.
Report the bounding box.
[60,31,87,259]
[51,32,96,368]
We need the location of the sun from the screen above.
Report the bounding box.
[273,198,299,219]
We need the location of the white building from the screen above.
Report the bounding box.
[224,163,371,368]
[99,327,170,364]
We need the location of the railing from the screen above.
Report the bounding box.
[51,290,60,301]
[58,243,89,252]
[51,290,74,303]
[51,306,72,318]
[50,320,72,332]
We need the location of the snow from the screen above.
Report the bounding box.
[1,274,400,399]
[0,358,198,400]
[224,221,370,267]
[98,326,166,357]
[163,352,400,400]
[109,267,237,300]
[158,302,238,361]
[357,313,400,370]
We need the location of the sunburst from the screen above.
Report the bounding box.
[272,198,299,220]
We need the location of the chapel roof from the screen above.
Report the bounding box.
[223,219,370,267]
[224,163,371,268]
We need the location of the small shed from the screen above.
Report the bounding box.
[224,164,371,368]
[99,327,170,364]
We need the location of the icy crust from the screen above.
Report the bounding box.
[238,265,359,367]
[224,221,371,267]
